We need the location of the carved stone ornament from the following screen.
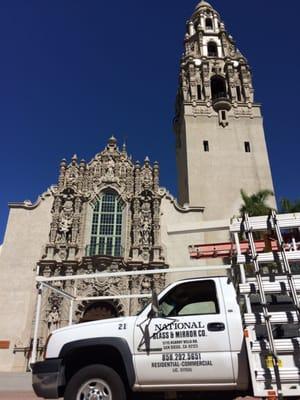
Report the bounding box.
[47,306,60,332]
[174,2,254,127]
[45,137,165,264]
[38,137,167,340]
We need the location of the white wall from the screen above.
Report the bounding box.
[184,105,276,221]
[160,194,229,284]
[0,192,53,371]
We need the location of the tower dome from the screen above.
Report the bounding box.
[195,0,214,10]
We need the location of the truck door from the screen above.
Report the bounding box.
[133,278,234,386]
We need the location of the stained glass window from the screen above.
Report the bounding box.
[89,191,124,257]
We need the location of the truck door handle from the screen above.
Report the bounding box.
[207,322,225,331]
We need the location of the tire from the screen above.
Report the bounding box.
[64,364,126,400]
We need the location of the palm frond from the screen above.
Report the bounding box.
[239,188,274,217]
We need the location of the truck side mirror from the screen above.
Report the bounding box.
[148,289,159,318]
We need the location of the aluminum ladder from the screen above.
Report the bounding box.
[230,212,300,399]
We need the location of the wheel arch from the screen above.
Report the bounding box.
[59,337,135,388]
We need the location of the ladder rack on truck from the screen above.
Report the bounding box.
[230,212,300,399]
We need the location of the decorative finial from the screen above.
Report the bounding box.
[195,0,213,10]
[122,136,127,152]
[108,135,117,144]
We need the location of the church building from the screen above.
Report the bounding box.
[0,1,274,372]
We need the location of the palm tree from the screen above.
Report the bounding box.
[280,198,300,213]
[239,189,274,217]
[239,189,275,243]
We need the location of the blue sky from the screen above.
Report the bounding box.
[0,0,299,242]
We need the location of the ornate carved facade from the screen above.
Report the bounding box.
[174,0,254,132]
[39,136,167,334]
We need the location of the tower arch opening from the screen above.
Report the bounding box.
[205,18,213,30]
[78,300,121,323]
[207,41,218,57]
[211,75,227,99]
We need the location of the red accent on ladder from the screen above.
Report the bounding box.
[189,239,279,259]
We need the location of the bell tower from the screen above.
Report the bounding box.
[174,1,275,221]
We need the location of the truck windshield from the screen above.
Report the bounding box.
[135,299,151,316]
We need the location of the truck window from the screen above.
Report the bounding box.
[159,280,219,317]
[179,301,216,315]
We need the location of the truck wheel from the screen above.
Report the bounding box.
[64,364,126,400]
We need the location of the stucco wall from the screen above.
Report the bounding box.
[160,195,229,284]
[0,192,53,372]
[183,106,276,221]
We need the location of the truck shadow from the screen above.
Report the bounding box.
[131,392,259,400]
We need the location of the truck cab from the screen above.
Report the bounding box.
[32,277,248,399]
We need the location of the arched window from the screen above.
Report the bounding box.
[205,18,213,29]
[80,301,118,322]
[207,41,218,57]
[211,75,227,99]
[197,84,202,100]
[236,86,242,102]
[89,191,124,257]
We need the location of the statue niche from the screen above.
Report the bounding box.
[140,201,152,248]
[57,198,73,244]
[49,188,82,247]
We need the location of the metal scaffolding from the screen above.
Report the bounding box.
[30,264,229,365]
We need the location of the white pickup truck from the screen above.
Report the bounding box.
[32,213,300,400]
[31,276,251,399]
[32,272,300,400]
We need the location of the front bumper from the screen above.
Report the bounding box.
[32,358,64,399]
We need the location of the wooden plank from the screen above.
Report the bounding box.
[252,338,300,353]
[230,213,300,233]
[0,340,10,349]
[237,250,300,264]
[239,277,300,294]
[189,239,279,259]
[244,311,298,325]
